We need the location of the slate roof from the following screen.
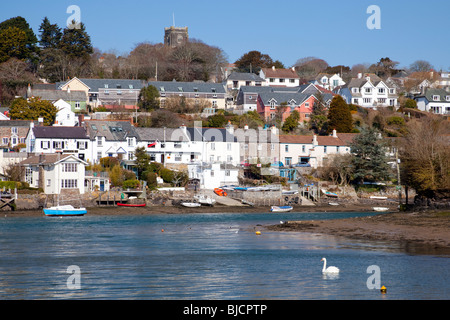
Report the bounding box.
[227,72,265,82]
[20,154,84,166]
[84,120,139,141]
[415,88,450,102]
[57,78,145,92]
[148,81,226,94]
[280,134,357,146]
[28,89,87,101]
[32,126,88,139]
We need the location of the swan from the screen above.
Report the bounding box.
[321,258,340,273]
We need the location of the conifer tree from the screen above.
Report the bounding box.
[327,95,353,133]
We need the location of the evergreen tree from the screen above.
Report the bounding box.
[60,21,93,59]
[327,95,353,133]
[138,85,160,111]
[309,91,328,135]
[38,17,62,49]
[282,110,300,133]
[350,127,392,183]
[9,97,58,126]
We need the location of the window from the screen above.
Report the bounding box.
[104,84,109,89]
[61,179,78,189]
[353,98,359,105]
[378,88,385,94]
[363,98,372,104]
[128,152,134,161]
[279,78,285,83]
[227,143,232,151]
[97,137,103,147]
[302,145,306,153]
[365,88,372,93]
[324,146,327,153]
[270,101,276,109]
[285,157,292,165]
[63,163,78,172]
[2,137,8,145]
[210,143,215,151]
[352,88,359,93]
[285,145,289,152]
[269,78,275,82]
[41,141,49,149]
[175,153,182,162]
[290,79,295,83]
[446,96,450,101]
[75,101,80,109]
[227,155,232,162]
[210,170,214,177]
[232,81,238,89]
[47,179,51,187]
[25,168,33,185]
[77,141,87,150]
[389,88,395,94]
[127,138,134,147]
[11,127,18,134]
[53,141,63,149]
[433,95,440,101]
[97,151,102,160]
[129,84,134,89]
[225,170,230,177]
[212,100,218,107]
[378,98,386,104]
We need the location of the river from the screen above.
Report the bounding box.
[0,210,448,300]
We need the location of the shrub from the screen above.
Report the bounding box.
[122,179,140,189]
[387,116,405,126]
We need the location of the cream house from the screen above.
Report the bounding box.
[20,154,88,195]
[279,131,356,169]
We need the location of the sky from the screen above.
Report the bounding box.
[1,0,449,70]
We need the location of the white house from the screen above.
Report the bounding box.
[313,73,346,91]
[414,88,450,115]
[279,131,357,169]
[137,123,240,168]
[336,73,398,109]
[259,66,300,87]
[53,99,78,127]
[84,120,140,163]
[187,163,239,190]
[226,72,267,91]
[26,124,90,161]
[20,154,88,195]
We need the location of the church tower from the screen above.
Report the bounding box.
[164,26,189,48]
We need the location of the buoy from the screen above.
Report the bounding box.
[380,286,387,294]
[161,229,165,233]
[255,231,261,235]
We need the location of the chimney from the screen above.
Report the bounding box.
[180,124,187,134]
[244,124,249,131]
[357,73,362,79]
[272,66,276,71]
[225,120,234,134]
[270,125,278,135]
[39,153,44,164]
[38,117,44,126]
[291,67,295,72]
[313,135,318,146]
[332,129,337,138]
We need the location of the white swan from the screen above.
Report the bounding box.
[321,258,340,273]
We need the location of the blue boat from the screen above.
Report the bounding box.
[44,205,87,216]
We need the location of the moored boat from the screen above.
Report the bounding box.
[372,207,389,212]
[44,205,87,216]
[181,202,201,208]
[193,194,216,206]
[270,206,293,212]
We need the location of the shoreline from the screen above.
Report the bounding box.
[266,210,450,256]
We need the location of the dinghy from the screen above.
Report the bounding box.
[270,206,293,212]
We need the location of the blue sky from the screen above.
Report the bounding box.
[1,0,449,70]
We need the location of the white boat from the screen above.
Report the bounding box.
[370,196,387,200]
[44,205,87,216]
[328,202,340,206]
[321,189,338,198]
[270,206,293,212]
[372,207,389,212]
[193,194,216,206]
[181,202,201,208]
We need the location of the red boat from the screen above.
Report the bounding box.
[117,203,146,207]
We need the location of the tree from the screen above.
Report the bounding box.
[368,57,399,79]
[293,57,328,79]
[309,92,328,135]
[350,127,392,183]
[327,95,353,133]
[409,60,434,73]
[400,117,450,197]
[59,21,93,59]
[0,27,30,63]
[0,58,36,105]
[281,110,299,133]
[9,97,57,125]
[139,85,160,111]
[38,17,62,49]
[0,16,38,64]
[133,146,151,180]
[235,50,278,74]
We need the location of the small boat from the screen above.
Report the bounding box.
[373,207,389,212]
[328,202,340,206]
[117,203,146,207]
[194,194,216,206]
[322,189,338,198]
[370,196,388,200]
[282,190,299,195]
[181,202,201,208]
[241,199,254,206]
[214,188,227,196]
[234,187,248,191]
[44,205,87,216]
[270,206,293,212]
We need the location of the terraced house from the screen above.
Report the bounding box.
[148,81,227,109]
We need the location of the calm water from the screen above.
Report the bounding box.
[0,210,448,300]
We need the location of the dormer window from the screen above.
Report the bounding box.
[104,84,109,89]
[433,95,440,101]
[446,96,450,102]
[129,84,134,89]
[352,88,359,93]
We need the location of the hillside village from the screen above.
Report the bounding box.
[0,17,449,210]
